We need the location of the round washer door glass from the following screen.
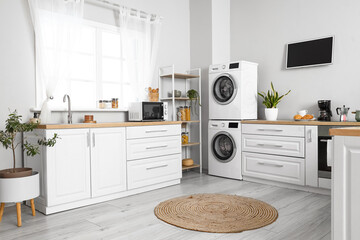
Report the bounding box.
[213,74,237,104]
[212,132,236,163]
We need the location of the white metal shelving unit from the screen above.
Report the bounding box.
[159,65,202,173]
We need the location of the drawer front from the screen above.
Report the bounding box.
[127,136,181,160]
[242,124,305,137]
[126,124,180,139]
[242,152,305,185]
[242,134,304,157]
[127,154,182,190]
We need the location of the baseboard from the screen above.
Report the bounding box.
[243,176,331,195]
[26,179,181,215]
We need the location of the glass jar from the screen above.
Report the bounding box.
[112,98,118,108]
[98,100,105,109]
[182,132,189,144]
[179,106,186,121]
[184,106,191,121]
[104,100,112,109]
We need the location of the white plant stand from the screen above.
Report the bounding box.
[159,65,202,173]
[0,172,40,227]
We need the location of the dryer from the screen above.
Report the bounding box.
[208,120,242,180]
[209,61,258,120]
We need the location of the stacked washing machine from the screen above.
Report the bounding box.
[208,61,258,180]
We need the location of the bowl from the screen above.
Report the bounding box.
[168,90,182,98]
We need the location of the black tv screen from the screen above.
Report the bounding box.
[286,36,334,69]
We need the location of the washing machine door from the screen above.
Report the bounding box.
[211,131,237,163]
[212,73,237,105]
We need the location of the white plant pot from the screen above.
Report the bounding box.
[265,108,278,121]
[0,172,39,203]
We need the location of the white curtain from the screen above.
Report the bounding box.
[118,6,162,102]
[28,0,84,123]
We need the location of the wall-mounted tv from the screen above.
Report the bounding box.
[286,36,334,69]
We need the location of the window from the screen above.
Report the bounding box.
[45,20,141,109]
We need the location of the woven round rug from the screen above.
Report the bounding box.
[154,193,278,233]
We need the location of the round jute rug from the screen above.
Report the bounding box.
[154,193,278,233]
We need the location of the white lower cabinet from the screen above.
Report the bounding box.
[90,128,127,197]
[45,129,91,206]
[25,124,181,214]
[127,154,182,190]
[242,152,305,185]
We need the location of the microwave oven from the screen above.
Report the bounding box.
[128,101,168,121]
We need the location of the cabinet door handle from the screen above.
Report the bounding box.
[146,145,168,150]
[92,133,95,147]
[146,164,168,170]
[258,162,284,167]
[258,129,283,132]
[87,132,90,147]
[145,129,167,133]
[257,143,283,148]
[307,129,312,143]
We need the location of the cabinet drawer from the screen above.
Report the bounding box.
[127,136,181,160]
[242,134,304,157]
[242,152,305,185]
[127,154,182,190]
[242,124,304,137]
[126,124,180,139]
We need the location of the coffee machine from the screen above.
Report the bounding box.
[318,100,332,121]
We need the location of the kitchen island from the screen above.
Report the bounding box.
[329,127,360,240]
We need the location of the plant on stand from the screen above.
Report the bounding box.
[187,89,201,116]
[0,110,58,178]
[258,82,291,121]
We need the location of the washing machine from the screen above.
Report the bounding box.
[208,120,242,180]
[209,61,258,120]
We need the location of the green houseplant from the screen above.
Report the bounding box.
[0,110,58,178]
[258,82,291,120]
[187,89,201,115]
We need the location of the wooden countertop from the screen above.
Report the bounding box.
[329,127,360,136]
[37,121,182,129]
[241,120,360,126]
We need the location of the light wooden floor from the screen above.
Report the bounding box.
[0,172,331,240]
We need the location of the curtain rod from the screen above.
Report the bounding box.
[85,0,163,20]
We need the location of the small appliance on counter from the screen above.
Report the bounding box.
[318,100,332,121]
[336,105,350,122]
[128,101,168,121]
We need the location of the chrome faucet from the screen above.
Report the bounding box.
[63,94,72,124]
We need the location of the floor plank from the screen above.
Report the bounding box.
[0,172,331,240]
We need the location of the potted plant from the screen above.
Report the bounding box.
[258,82,291,121]
[187,89,201,115]
[0,110,58,178]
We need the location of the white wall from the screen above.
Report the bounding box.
[231,0,360,121]
[212,0,230,64]
[0,0,191,170]
[190,0,212,170]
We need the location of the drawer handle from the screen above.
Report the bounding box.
[146,145,168,150]
[145,130,168,133]
[258,162,284,168]
[146,164,168,170]
[258,129,283,132]
[257,143,283,148]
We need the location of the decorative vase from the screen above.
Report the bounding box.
[265,108,278,121]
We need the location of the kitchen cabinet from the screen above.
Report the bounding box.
[90,128,126,197]
[24,123,181,215]
[332,135,360,240]
[45,129,91,206]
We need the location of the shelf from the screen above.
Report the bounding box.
[181,120,200,124]
[161,97,190,101]
[182,142,200,147]
[160,73,199,79]
[182,164,200,171]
